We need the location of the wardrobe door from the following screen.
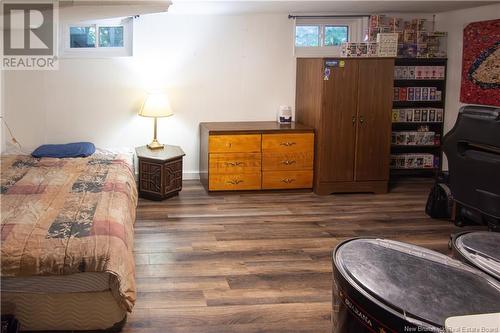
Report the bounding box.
[355,59,394,181]
[319,60,359,182]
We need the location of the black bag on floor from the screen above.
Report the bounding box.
[426,182,452,218]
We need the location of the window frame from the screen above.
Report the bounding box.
[60,17,133,58]
[293,17,367,57]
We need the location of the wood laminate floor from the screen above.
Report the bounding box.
[122,180,480,333]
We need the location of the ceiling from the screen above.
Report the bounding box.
[168,0,499,14]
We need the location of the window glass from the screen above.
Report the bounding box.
[324,26,348,46]
[70,26,96,48]
[295,25,320,47]
[98,26,124,47]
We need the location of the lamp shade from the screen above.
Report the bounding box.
[138,93,173,118]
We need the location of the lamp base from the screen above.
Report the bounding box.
[147,139,164,150]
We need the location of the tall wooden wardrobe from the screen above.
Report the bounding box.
[295,58,394,195]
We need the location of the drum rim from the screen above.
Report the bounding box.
[451,231,500,279]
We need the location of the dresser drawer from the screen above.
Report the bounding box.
[262,171,313,189]
[209,173,261,191]
[262,152,313,171]
[209,153,261,174]
[262,133,314,153]
[209,134,261,153]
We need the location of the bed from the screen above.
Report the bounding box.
[0,151,138,331]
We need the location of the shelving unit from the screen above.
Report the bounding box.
[390,58,447,178]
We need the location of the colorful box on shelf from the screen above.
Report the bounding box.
[390,153,438,169]
[391,131,437,146]
[367,15,447,58]
[394,66,445,80]
[394,87,442,102]
[340,42,378,57]
[392,108,443,123]
[377,33,399,57]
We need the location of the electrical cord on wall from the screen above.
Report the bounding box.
[0,116,26,154]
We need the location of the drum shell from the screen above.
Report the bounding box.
[332,238,500,333]
[332,239,438,333]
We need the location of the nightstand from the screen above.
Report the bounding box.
[136,145,185,200]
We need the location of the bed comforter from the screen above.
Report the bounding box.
[0,152,138,311]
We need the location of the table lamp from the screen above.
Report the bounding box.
[139,92,173,150]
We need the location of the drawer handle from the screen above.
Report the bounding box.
[225,161,243,167]
[227,179,243,185]
[281,160,296,166]
[280,142,296,147]
[281,178,295,184]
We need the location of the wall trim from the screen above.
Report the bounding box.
[183,171,200,180]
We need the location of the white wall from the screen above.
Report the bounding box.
[5,5,498,175]
[436,4,500,133]
[3,11,296,178]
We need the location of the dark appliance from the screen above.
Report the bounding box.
[442,105,500,229]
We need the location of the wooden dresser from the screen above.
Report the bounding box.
[199,122,314,191]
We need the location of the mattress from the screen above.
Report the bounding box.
[1,150,138,331]
[1,290,127,331]
[1,272,111,294]
[1,267,127,331]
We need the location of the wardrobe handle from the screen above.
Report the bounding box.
[227,179,243,185]
[280,142,296,147]
[352,116,356,125]
[281,160,296,165]
[281,178,295,184]
[359,116,365,124]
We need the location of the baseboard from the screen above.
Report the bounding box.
[183,171,200,180]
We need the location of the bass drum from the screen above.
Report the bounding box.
[451,231,500,280]
[332,238,500,333]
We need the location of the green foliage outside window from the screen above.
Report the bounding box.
[324,26,348,46]
[295,25,349,48]
[99,27,124,48]
[295,26,320,47]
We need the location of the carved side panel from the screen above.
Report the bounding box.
[140,161,162,194]
[164,159,183,195]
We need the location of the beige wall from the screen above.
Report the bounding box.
[4,5,498,175]
[3,11,296,178]
[435,3,500,169]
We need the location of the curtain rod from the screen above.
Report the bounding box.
[288,14,370,19]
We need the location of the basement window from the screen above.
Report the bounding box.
[294,17,366,57]
[295,24,348,48]
[295,25,320,47]
[61,18,132,57]
[324,26,349,46]
[70,26,96,48]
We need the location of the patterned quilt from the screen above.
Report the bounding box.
[0,153,138,312]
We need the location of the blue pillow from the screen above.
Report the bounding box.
[32,142,96,158]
